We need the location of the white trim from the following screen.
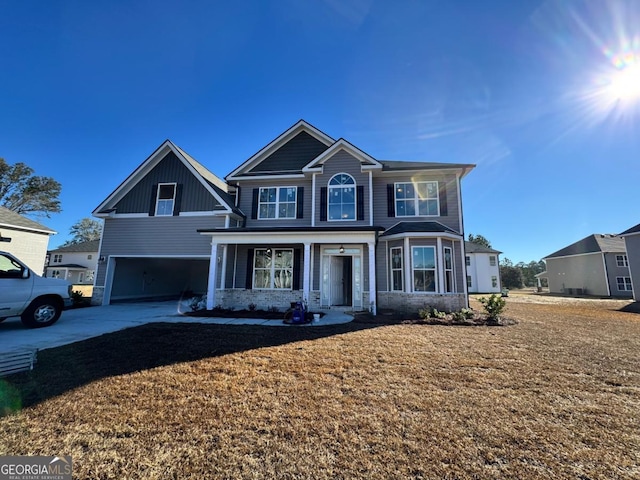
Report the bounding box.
[257,186,299,220]
[303,243,311,303]
[444,245,454,293]
[327,173,356,222]
[220,244,227,290]
[368,241,377,314]
[616,254,629,267]
[252,248,294,290]
[226,120,334,179]
[178,211,226,217]
[390,245,403,292]
[437,238,444,293]
[93,140,233,216]
[602,252,611,297]
[368,171,373,226]
[624,237,637,301]
[404,237,411,293]
[227,173,306,181]
[544,251,604,260]
[382,232,463,241]
[456,173,463,235]
[302,138,382,172]
[411,245,438,293]
[155,182,177,216]
[98,213,149,219]
[615,276,633,291]
[200,230,378,245]
[102,257,116,306]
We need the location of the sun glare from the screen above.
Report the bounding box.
[606,63,640,101]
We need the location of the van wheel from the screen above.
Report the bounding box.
[21,298,62,328]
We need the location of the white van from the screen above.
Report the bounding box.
[0,251,72,328]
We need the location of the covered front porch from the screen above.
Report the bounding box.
[198,227,383,314]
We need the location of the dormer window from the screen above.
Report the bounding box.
[155,183,176,216]
[328,173,356,221]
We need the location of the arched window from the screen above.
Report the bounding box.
[328,173,355,221]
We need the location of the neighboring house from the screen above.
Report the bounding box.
[543,234,632,298]
[0,206,56,274]
[620,223,640,301]
[92,120,475,313]
[45,240,100,285]
[464,241,501,293]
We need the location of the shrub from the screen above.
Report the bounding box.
[418,306,446,320]
[248,303,257,312]
[478,294,506,321]
[189,295,207,311]
[70,290,84,307]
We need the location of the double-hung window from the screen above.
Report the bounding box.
[155,183,176,216]
[490,256,497,267]
[617,255,629,267]
[253,249,293,289]
[444,247,454,292]
[258,187,297,219]
[412,246,437,292]
[395,181,439,217]
[617,276,633,291]
[390,247,403,291]
[328,174,355,221]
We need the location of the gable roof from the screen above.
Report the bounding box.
[226,120,335,180]
[380,221,460,237]
[302,138,382,172]
[93,140,241,217]
[49,239,100,253]
[0,206,56,235]
[464,241,502,254]
[544,234,627,259]
[621,223,640,236]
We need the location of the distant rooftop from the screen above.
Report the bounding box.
[49,239,100,253]
[0,206,56,235]
[544,234,626,259]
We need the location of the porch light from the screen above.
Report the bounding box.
[339,245,345,254]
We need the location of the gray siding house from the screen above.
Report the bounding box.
[92,121,475,313]
[543,234,632,298]
[620,223,640,301]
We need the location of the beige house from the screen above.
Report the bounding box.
[0,206,56,274]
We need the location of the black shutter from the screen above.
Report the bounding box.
[357,185,364,221]
[296,187,304,219]
[245,248,254,289]
[387,184,395,217]
[173,184,183,216]
[320,187,327,221]
[439,182,448,217]
[251,188,259,219]
[293,249,301,290]
[149,184,158,216]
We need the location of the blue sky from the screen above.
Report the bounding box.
[1,0,639,262]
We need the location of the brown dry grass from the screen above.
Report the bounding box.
[1,296,639,479]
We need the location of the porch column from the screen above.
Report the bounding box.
[368,241,377,314]
[206,241,218,310]
[219,244,227,289]
[303,242,311,304]
[437,238,445,293]
[404,237,411,293]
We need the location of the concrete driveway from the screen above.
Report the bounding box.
[0,301,352,354]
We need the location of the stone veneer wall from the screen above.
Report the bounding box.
[216,290,371,312]
[91,286,104,306]
[377,292,467,314]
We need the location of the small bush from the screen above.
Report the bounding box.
[189,295,207,311]
[418,306,447,320]
[248,303,257,312]
[70,290,84,306]
[478,294,506,321]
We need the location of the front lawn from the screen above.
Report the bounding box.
[1,297,639,479]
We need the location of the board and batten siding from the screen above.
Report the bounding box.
[95,216,224,285]
[372,174,461,232]
[315,151,371,226]
[238,179,312,228]
[114,152,222,214]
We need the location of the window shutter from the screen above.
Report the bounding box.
[245,248,254,289]
[296,187,304,219]
[293,249,301,290]
[357,186,364,221]
[173,184,183,216]
[251,189,259,219]
[149,184,158,216]
[387,184,395,217]
[439,182,448,217]
[320,187,327,221]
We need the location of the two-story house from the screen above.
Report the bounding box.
[45,240,100,285]
[464,241,502,293]
[92,121,474,314]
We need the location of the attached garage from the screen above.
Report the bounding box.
[107,257,209,302]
